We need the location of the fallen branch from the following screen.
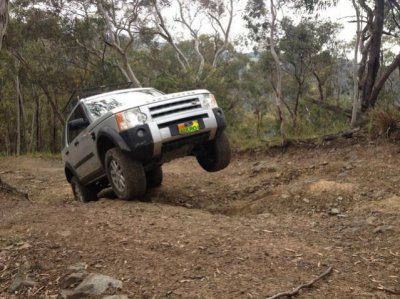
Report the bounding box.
[0,176,30,200]
[266,266,333,299]
[376,285,400,295]
[321,129,359,142]
[304,98,352,118]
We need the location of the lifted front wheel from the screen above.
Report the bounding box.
[197,132,231,172]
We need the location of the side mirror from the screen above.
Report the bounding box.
[68,118,89,131]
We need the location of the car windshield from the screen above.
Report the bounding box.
[84,89,163,119]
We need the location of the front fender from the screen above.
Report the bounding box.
[97,126,131,153]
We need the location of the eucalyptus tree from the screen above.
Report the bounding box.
[151,0,236,85]
[245,0,287,143]
[2,0,97,153]
[356,0,400,112]
[294,0,400,115]
[279,18,340,127]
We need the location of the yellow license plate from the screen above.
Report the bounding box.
[178,120,200,135]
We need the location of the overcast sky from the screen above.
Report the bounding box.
[319,0,356,42]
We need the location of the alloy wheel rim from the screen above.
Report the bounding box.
[110,159,126,194]
[74,183,84,202]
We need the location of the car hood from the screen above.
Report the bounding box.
[111,89,210,114]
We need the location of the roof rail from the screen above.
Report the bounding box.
[63,82,136,117]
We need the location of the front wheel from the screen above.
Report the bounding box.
[197,132,231,172]
[105,148,146,200]
[71,176,98,203]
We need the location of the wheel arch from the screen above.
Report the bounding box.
[64,163,77,183]
[97,126,130,165]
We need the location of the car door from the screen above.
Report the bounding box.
[77,104,102,181]
[65,104,92,180]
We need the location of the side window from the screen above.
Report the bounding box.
[67,104,90,145]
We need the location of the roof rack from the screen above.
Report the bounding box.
[63,82,136,117]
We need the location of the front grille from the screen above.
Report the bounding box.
[158,113,209,129]
[149,98,201,119]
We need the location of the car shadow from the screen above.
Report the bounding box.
[97,187,154,203]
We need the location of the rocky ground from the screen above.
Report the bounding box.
[0,136,400,298]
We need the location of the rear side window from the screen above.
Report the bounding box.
[67,104,90,145]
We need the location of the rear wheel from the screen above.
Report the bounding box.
[146,166,163,188]
[71,176,98,203]
[105,148,146,200]
[197,132,231,172]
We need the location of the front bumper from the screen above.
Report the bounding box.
[120,108,226,160]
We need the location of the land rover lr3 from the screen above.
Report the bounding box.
[62,88,231,202]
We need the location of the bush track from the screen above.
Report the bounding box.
[0,139,399,298]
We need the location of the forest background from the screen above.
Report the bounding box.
[1,0,400,155]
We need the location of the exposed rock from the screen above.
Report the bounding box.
[329,208,340,215]
[373,226,394,234]
[8,277,37,293]
[365,216,377,225]
[60,273,123,299]
[372,190,385,200]
[251,161,278,174]
[61,271,88,289]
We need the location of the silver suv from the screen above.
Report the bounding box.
[62,87,231,202]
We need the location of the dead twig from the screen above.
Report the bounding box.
[266,266,333,299]
[376,285,400,295]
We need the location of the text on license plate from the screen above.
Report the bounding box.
[178,120,200,134]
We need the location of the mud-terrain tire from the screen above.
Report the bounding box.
[105,148,146,200]
[71,176,98,203]
[146,166,163,188]
[197,132,231,172]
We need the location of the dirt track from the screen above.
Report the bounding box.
[1,137,400,298]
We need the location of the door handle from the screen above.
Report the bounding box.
[91,132,96,141]
[74,141,79,146]
[65,150,69,156]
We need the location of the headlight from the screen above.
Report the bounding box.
[115,108,147,132]
[202,94,218,109]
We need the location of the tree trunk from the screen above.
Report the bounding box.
[15,75,21,156]
[0,0,9,50]
[360,0,384,111]
[35,94,41,152]
[29,101,36,153]
[19,83,27,153]
[313,71,324,102]
[293,76,304,129]
[39,83,65,126]
[122,55,142,87]
[51,108,57,153]
[351,0,361,127]
[369,53,400,105]
[269,0,286,145]
[5,130,9,155]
